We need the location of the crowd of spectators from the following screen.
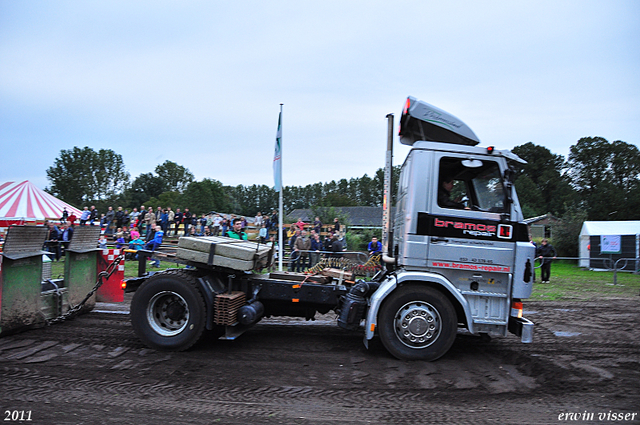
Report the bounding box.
[285,216,348,272]
[67,205,281,240]
[41,205,358,273]
[43,218,74,261]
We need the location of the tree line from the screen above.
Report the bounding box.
[45,146,401,219]
[512,137,640,221]
[45,137,640,224]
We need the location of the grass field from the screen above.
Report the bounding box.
[49,255,183,280]
[50,257,640,302]
[530,260,640,301]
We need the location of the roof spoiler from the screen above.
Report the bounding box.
[399,97,480,146]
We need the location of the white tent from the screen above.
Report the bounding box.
[579,221,640,268]
[0,180,82,228]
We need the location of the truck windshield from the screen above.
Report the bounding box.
[471,167,505,212]
[438,158,506,212]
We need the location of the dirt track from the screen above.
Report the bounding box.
[1,296,639,425]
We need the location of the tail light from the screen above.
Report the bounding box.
[511,300,523,318]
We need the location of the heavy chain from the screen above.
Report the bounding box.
[46,253,125,325]
[306,254,382,277]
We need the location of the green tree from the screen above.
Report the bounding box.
[553,207,588,257]
[511,142,575,217]
[46,146,129,207]
[181,178,229,214]
[373,165,401,207]
[318,192,358,207]
[93,149,130,201]
[155,160,194,193]
[308,206,350,230]
[355,174,375,206]
[124,173,168,208]
[567,137,611,195]
[567,137,640,220]
[223,184,278,217]
[610,140,640,193]
[512,174,544,217]
[157,191,181,210]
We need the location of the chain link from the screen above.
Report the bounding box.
[46,253,125,325]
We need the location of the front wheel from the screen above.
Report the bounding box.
[130,270,206,351]
[378,285,457,361]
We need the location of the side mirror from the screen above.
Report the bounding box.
[502,167,516,222]
[504,168,516,182]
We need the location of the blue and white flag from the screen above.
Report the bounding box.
[273,109,282,192]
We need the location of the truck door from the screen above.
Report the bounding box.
[418,154,520,330]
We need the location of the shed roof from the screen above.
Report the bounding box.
[580,221,640,237]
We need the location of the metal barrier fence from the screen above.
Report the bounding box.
[282,249,375,276]
[285,250,370,264]
[535,256,639,285]
[49,241,640,286]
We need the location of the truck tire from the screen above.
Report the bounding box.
[130,270,206,351]
[378,285,457,361]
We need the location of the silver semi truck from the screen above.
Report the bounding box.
[125,97,535,361]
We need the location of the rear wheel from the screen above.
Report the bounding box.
[131,270,206,351]
[378,285,457,361]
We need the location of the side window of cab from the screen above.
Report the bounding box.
[438,157,506,213]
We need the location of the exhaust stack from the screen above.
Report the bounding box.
[382,113,395,265]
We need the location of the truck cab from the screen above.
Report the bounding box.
[125,96,535,363]
[364,97,535,360]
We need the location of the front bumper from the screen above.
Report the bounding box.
[508,316,534,343]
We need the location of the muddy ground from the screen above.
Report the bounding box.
[1,295,639,425]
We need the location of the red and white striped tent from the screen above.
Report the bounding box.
[0,181,82,228]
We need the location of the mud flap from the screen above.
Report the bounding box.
[508,316,534,343]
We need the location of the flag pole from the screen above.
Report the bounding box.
[273,104,284,271]
[278,104,284,271]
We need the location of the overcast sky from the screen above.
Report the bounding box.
[1,1,639,192]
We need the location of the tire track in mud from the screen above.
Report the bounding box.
[0,325,628,402]
[1,299,639,423]
[2,365,636,425]
[0,313,145,350]
[0,319,554,402]
[0,337,545,395]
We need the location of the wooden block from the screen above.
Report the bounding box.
[175,248,255,271]
[320,268,353,281]
[178,236,270,261]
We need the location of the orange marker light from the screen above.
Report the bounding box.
[292,298,299,303]
[511,300,523,318]
[403,97,411,115]
[121,280,127,290]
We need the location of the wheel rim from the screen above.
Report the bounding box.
[147,291,190,336]
[393,301,442,349]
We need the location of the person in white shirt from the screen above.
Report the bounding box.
[212,213,223,236]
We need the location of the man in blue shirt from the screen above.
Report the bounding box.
[62,223,74,242]
[61,223,74,258]
[46,221,61,261]
[145,225,164,267]
[79,207,90,225]
[367,236,382,257]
